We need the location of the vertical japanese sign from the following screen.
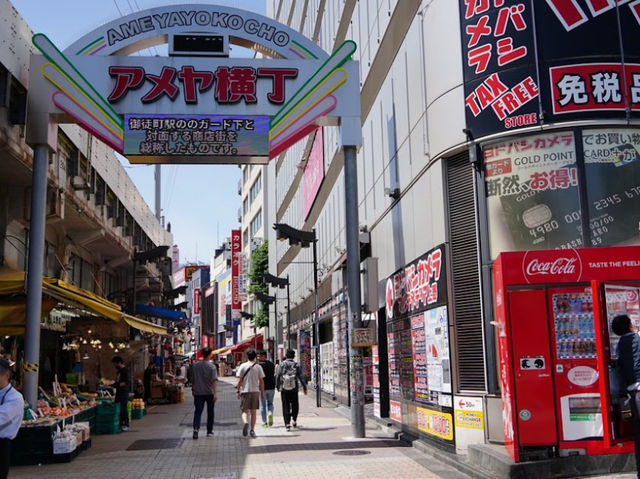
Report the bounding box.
[193,288,201,315]
[303,127,324,219]
[299,330,312,379]
[231,229,241,314]
[460,0,539,137]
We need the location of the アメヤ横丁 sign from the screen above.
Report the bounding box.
[28,4,361,164]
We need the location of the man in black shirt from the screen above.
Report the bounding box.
[257,350,276,427]
[111,356,130,432]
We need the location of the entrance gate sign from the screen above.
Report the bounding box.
[27,4,361,164]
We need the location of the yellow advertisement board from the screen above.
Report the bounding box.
[416,406,454,441]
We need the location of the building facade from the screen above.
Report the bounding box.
[268,0,640,461]
[0,0,173,387]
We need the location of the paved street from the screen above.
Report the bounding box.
[10,377,473,479]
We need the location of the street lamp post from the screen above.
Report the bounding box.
[273,223,321,407]
[263,273,290,349]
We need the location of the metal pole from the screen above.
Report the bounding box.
[154,165,161,221]
[273,297,277,358]
[24,144,49,408]
[313,234,321,407]
[344,144,365,438]
[286,275,291,350]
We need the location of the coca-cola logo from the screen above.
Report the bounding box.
[522,250,582,283]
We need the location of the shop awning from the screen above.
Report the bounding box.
[212,346,230,355]
[0,271,167,335]
[134,303,187,321]
[230,334,263,353]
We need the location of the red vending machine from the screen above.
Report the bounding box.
[493,246,640,462]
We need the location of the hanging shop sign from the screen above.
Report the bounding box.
[29,5,360,165]
[231,229,241,313]
[351,327,376,347]
[385,244,447,320]
[459,1,640,139]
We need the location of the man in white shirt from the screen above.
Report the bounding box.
[0,358,24,479]
[235,349,264,438]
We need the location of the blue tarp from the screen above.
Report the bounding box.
[135,303,187,321]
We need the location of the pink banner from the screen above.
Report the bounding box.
[303,128,324,219]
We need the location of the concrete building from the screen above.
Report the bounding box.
[0,0,172,388]
[267,0,640,469]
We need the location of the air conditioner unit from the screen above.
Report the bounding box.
[71,175,90,191]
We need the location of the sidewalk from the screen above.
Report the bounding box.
[10,376,474,479]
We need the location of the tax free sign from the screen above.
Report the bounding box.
[27,4,360,164]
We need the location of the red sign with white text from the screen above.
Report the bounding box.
[550,63,640,114]
[231,229,241,311]
[498,245,640,285]
[193,288,201,315]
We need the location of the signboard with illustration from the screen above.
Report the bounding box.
[484,128,640,258]
[28,5,361,164]
[459,1,640,139]
[384,244,453,444]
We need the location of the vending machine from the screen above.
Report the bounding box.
[493,246,640,462]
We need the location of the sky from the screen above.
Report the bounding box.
[12,0,266,265]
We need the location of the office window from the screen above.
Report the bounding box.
[250,209,262,237]
[250,173,262,203]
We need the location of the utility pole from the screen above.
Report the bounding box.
[344,144,365,438]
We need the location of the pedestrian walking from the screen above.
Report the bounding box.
[612,314,640,479]
[236,349,264,438]
[257,350,276,427]
[190,347,218,439]
[0,358,24,479]
[110,356,130,432]
[276,349,307,431]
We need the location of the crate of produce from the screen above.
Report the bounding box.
[51,448,79,463]
[10,422,57,465]
[131,408,144,420]
[95,422,120,435]
[97,401,119,415]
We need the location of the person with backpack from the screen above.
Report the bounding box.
[276,349,307,431]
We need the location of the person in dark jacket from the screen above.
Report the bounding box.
[612,314,640,479]
[276,349,307,431]
[111,356,130,432]
[257,350,276,427]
